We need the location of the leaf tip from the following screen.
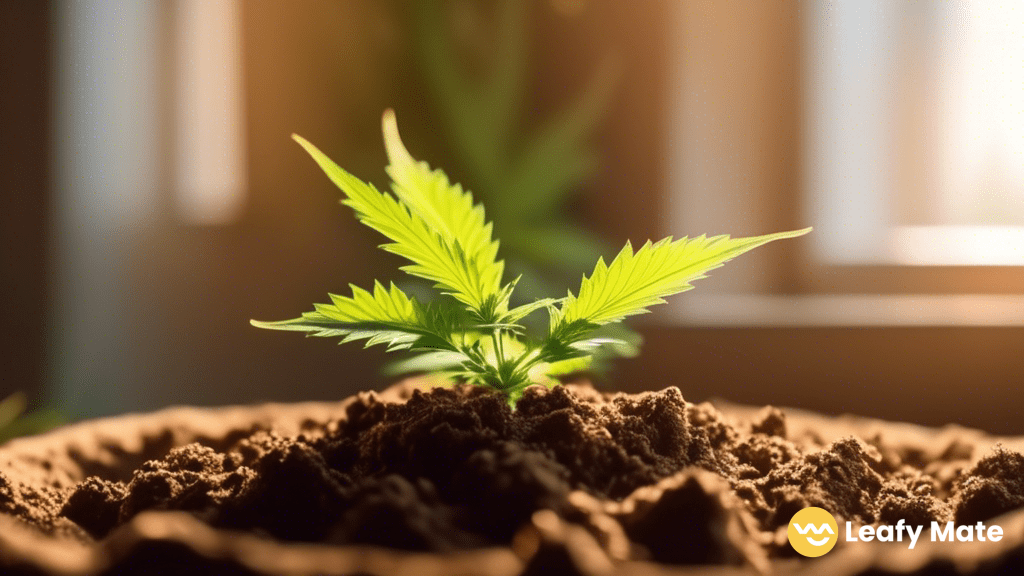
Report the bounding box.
[382,109,413,169]
[291,134,323,161]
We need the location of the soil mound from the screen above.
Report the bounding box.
[1,381,1023,575]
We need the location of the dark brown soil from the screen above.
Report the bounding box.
[2,381,1024,575]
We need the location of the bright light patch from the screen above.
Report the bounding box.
[935,1,1024,227]
[891,226,1024,265]
[805,1,1024,266]
[174,0,246,225]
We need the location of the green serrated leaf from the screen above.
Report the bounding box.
[382,110,504,307]
[251,281,455,352]
[552,228,813,340]
[292,130,503,318]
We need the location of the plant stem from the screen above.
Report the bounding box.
[491,328,505,368]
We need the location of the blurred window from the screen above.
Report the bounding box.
[53,0,246,230]
[805,0,1024,266]
[50,0,246,417]
[665,0,1024,326]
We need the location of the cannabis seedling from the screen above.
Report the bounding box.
[252,111,811,408]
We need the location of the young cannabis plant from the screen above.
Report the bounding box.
[252,111,811,408]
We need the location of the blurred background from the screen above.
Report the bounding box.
[2,0,1024,434]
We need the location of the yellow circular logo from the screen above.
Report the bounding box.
[788,507,839,557]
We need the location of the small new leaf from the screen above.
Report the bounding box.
[253,110,812,408]
[504,297,560,324]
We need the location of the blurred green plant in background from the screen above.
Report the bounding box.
[0,392,64,445]
[389,0,640,378]
[412,0,615,297]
